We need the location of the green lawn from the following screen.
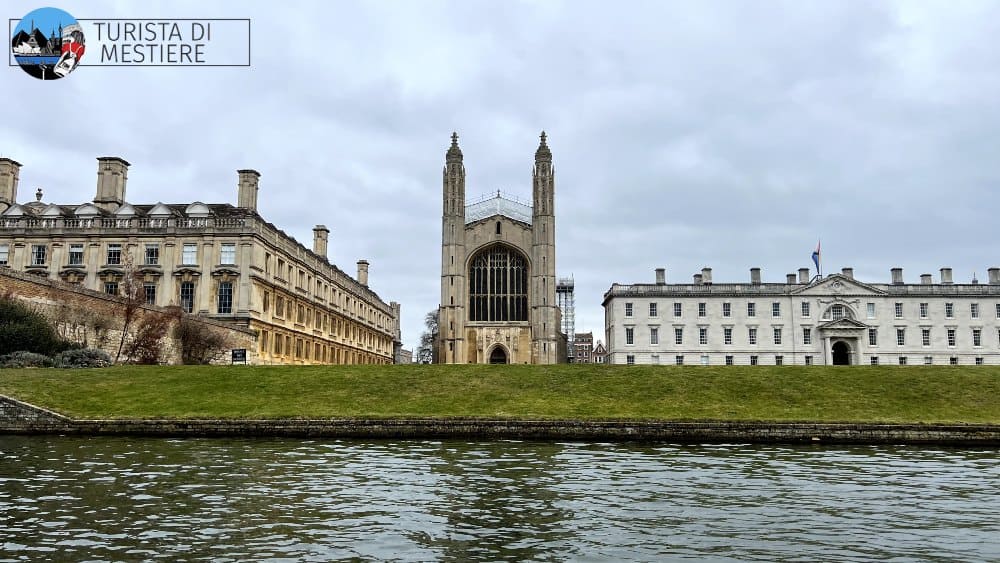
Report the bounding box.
[1,364,998,423]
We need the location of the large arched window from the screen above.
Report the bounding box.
[469,245,528,321]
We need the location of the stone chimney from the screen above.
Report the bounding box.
[841,267,854,279]
[891,268,903,285]
[701,267,712,285]
[0,157,21,213]
[989,268,1000,285]
[237,169,260,211]
[940,268,953,285]
[693,273,702,285]
[920,274,932,285]
[786,273,796,284]
[312,225,329,258]
[798,268,810,283]
[655,268,665,285]
[750,267,761,285]
[357,260,369,287]
[94,156,130,212]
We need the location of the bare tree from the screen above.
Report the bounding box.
[417,308,439,364]
[115,253,144,363]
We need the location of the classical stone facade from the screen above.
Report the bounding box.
[604,266,1000,366]
[437,133,566,364]
[0,156,401,365]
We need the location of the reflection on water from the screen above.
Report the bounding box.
[1,436,997,561]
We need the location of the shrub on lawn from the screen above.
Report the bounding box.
[56,348,113,368]
[0,351,56,368]
[0,293,73,356]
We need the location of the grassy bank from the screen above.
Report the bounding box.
[0,365,998,423]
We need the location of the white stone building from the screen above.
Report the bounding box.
[604,266,1000,366]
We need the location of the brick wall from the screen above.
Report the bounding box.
[0,268,256,364]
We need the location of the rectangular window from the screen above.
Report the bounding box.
[973,329,982,347]
[700,355,709,366]
[673,303,682,317]
[263,292,270,313]
[143,283,156,305]
[996,304,1000,319]
[805,355,813,366]
[947,329,956,347]
[67,244,84,265]
[867,303,876,319]
[971,303,979,319]
[218,282,234,314]
[275,296,285,318]
[31,244,46,266]
[180,281,195,313]
[870,356,879,365]
[0,243,8,265]
[750,355,758,366]
[802,327,811,345]
[975,357,984,365]
[725,355,734,365]
[772,302,781,317]
[919,303,928,318]
[748,327,757,345]
[899,356,907,365]
[896,328,905,346]
[674,328,683,345]
[626,354,635,366]
[106,243,122,265]
[648,302,657,317]
[182,243,197,265]
[801,301,810,317]
[698,303,707,317]
[649,327,658,345]
[950,356,959,365]
[945,303,954,319]
[747,302,756,317]
[924,356,933,365]
[625,327,634,345]
[144,244,159,265]
[773,327,782,345]
[894,303,903,318]
[625,303,633,317]
[869,328,878,346]
[675,355,684,366]
[651,354,660,365]
[922,329,931,347]
[104,281,118,295]
[775,355,783,366]
[724,327,733,345]
[699,327,708,345]
[722,302,731,317]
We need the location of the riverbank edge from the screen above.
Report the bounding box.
[4,395,999,445]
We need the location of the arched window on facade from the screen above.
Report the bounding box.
[468,244,529,322]
[822,304,853,321]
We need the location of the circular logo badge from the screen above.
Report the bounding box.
[11,7,85,80]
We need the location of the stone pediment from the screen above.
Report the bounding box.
[792,274,885,296]
[817,317,869,331]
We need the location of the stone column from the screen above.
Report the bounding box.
[237,241,253,314]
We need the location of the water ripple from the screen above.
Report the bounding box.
[0,436,997,561]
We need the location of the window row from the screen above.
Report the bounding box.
[623,326,997,347]
[621,300,1000,320]
[1,242,237,267]
[622,354,987,366]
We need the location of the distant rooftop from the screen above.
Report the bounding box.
[465,191,532,225]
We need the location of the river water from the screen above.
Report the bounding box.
[1,436,997,561]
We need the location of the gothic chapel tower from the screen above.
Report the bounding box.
[437,132,564,364]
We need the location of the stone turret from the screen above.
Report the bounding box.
[0,157,21,213]
[237,169,260,211]
[94,157,129,212]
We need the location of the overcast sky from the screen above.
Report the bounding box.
[4,0,1000,352]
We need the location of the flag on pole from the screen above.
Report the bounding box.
[811,240,821,277]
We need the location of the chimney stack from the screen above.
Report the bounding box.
[750,267,761,285]
[237,169,260,211]
[357,260,369,287]
[841,267,854,279]
[786,273,796,284]
[312,225,329,258]
[701,267,712,285]
[891,268,903,285]
[940,268,953,285]
[0,157,21,213]
[94,156,130,212]
[655,268,665,285]
[989,268,1000,285]
[693,273,702,285]
[798,268,810,283]
[920,274,932,285]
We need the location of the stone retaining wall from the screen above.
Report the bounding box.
[2,395,997,445]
